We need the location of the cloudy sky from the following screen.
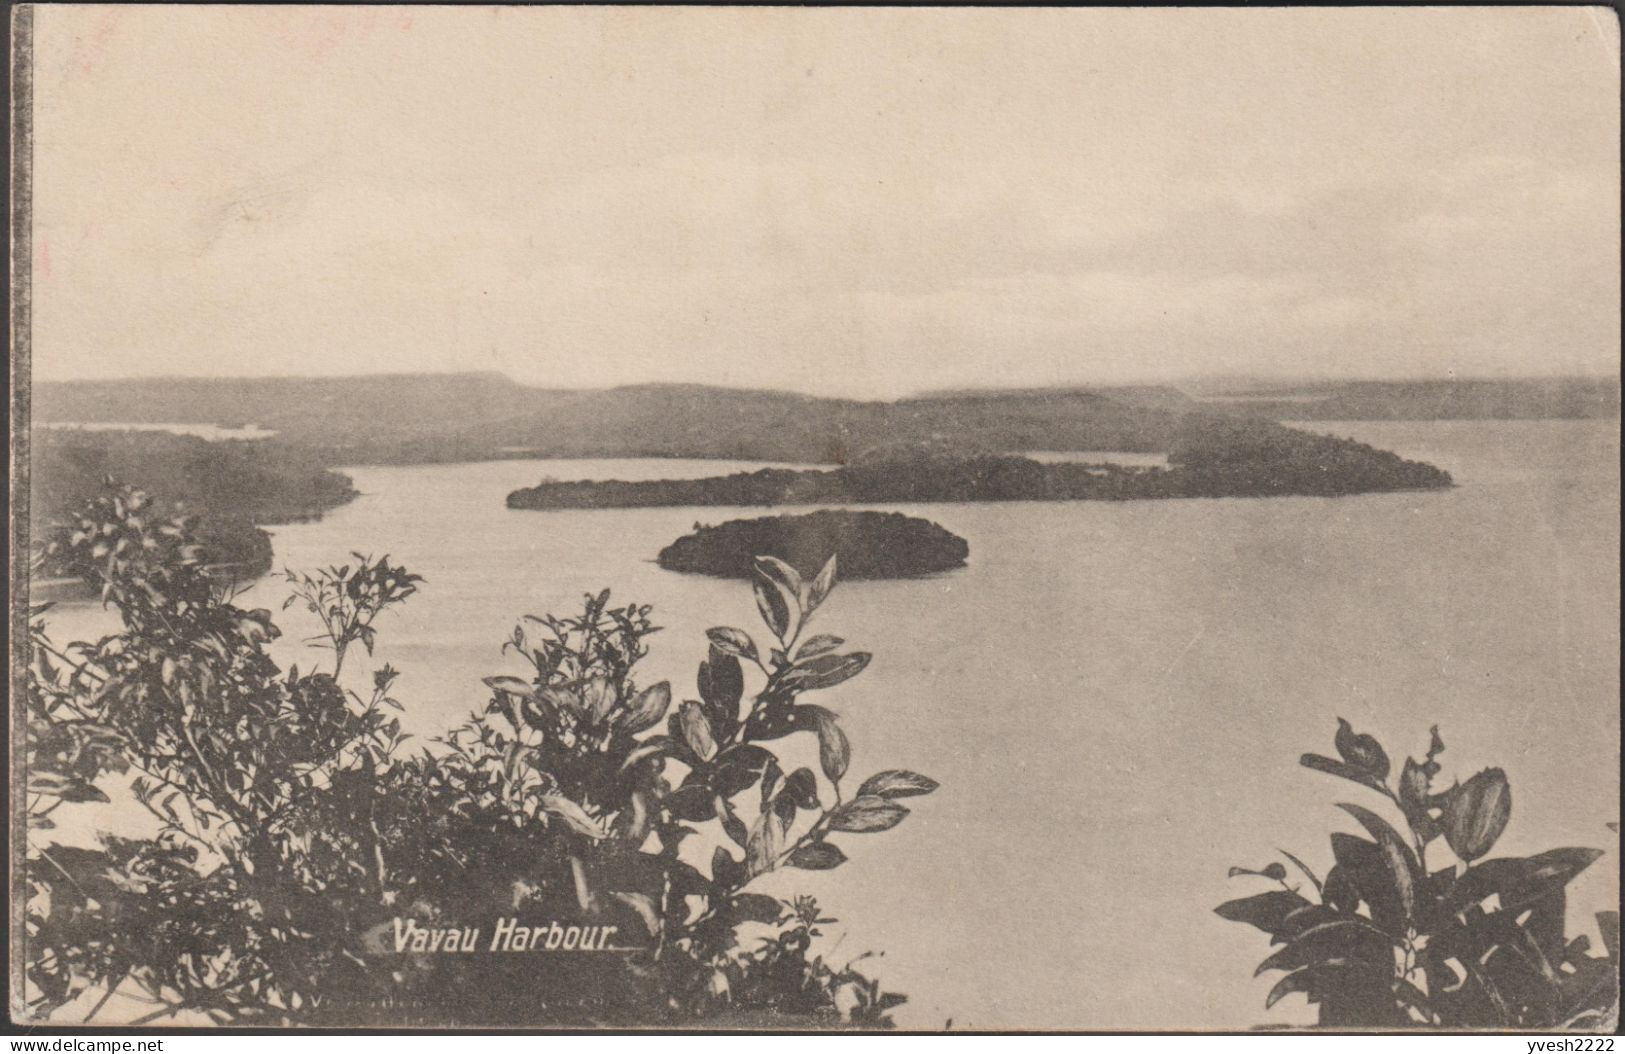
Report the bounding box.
[28,6,1620,396]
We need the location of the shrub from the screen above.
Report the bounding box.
[24,484,936,1027]
[1217,720,1619,1030]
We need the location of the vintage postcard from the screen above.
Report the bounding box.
[8,5,1621,1033]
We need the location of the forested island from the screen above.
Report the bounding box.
[508,418,1454,510]
[658,510,970,579]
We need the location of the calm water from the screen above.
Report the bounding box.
[39,423,1620,1030]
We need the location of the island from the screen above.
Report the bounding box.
[657,510,970,579]
[509,418,1454,511]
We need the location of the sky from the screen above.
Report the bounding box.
[26,6,1622,397]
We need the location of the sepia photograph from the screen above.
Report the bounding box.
[8,4,1621,1033]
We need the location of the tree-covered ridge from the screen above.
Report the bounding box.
[658,511,970,580]
[509,419,1453,510]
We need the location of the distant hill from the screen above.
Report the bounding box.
[32,372,553,457]
[33,375,1194,465]
[360,383,1194,464]
[1192,376,1621,420]
[37,372,1605,471]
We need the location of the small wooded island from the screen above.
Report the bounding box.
[508,418,1453,511]
[658,510,970,579]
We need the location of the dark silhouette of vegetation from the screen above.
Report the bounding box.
[24,484,936,1027]
[31,429,357,584]
[658,511,969,580]
[510,425,1452,510]
[1217,720,1619,1030]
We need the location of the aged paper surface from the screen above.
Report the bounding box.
[9,5,1621,1031]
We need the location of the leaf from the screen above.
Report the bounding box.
[782,767,820,810]
[1214,890,1312,936]
[706,627,758,662]
[582,677,617,724]
[678,701,717,762]
[753,555,804,642]
[482,675,533,696]
[771,793,797,837]
[666,784,717,822]
[537,685,582,716]
[58,781,111,804]
[539,795,607,840]
[26,772,75,796]
[807,554,838,613]
[1396,757,1439,842]
[1328,833,1410,935]
[619,735,678,772]
[787,842,847,871]
[697,654,743,741]
[610,892,661,937]
[754,753,782,807]
[831,796,909,833]
[747,810,781,875]
[1334,717,1391,779]
[712,845,745,888]
[753,555,803,598]
[1391,977,1435,1019]
[1300,753,1387,793]
[753,575,793,642]
[698,651,743,712]
[620,681,672,734]
[1596,910,1619,964]
[1279,849,1323,894]
[1265,964,1360,1010]
[784,652,872,693]
[1398,757,1430,809]
[715,797,749,849]
[798,704,850,782]
[727,893,784,926]
[795,634,845,661]
[1441,767,1512,863]
[1336,802,1421,920]
[857,769,939,799]
[704,744,772,798]
[1444,847,1605,917]
[1254,919,1398,977]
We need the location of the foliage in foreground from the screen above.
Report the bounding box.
[24,484,936,1027]
[1218,721,1619,1030]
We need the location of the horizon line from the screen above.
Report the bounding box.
[29,367,1625,395]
